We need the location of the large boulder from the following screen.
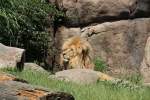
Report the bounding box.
[50,69,114,84]
[0,43,25,70]
[0,73,74,100]
[24,63,48,73]
[49,0,150,26]
[140,36,150,86]
[81,18,150,72]
[56,18,150,75]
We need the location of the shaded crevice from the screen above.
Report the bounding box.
[44,9,65,72]
[16,51,25,71]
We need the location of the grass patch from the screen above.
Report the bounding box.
[1,68,150,100]
[94,58,107,72]
[121,73,143,85]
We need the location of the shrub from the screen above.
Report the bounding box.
[0,0,64,62]
[94,58,107,72]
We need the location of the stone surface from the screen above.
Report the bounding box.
[49,0,150,26]
[55,18,150,75]
[0,73,75,100]
[50,69,114,84]
[140,36,150,85]
[0,73,28,83]
[81,18,150,72]
[48,0,150,72]
[56,26,81,47]
[132,0,150,17]
[0,43,25,70]
[24,63,47,73]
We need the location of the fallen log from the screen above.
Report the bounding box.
[0,73,74,100]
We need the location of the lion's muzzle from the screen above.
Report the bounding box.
[62,57,70,70]
[62,53,70,63]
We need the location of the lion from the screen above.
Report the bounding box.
[60,36,94,70]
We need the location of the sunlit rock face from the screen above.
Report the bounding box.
[0,43,25,70]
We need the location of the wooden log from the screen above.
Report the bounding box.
[0,73,74,100]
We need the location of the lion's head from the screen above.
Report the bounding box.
[60,36,94,69]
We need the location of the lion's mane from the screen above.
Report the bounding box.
[60,36,94,69]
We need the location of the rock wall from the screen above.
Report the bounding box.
[48,0,150,76]
[81,18,150,70]
[49,0,150,26]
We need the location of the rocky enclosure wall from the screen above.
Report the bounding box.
[48,0,150,76]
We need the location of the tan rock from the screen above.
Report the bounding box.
[81,18,150,71]
[24,63,48,73]
[50,69,114,84]
[49,0,150,26]
[0,73,74,100]
[140,36,150,85]
[56,18,150,75]
[0,43,25,70]
[49,0,137,26]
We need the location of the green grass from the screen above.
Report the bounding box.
[1,68,150,100]
[94,58,107,72]
[121,73,143,85]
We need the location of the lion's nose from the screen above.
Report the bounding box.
[63,53,69,62]
[63,58,70,66]
[63,59,69,63]
[63,53,66,56]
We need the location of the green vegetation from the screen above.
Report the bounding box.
[121,73,143,85]
[94,58,107,72]
[1,68,150,100]
[0,0,64,62]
